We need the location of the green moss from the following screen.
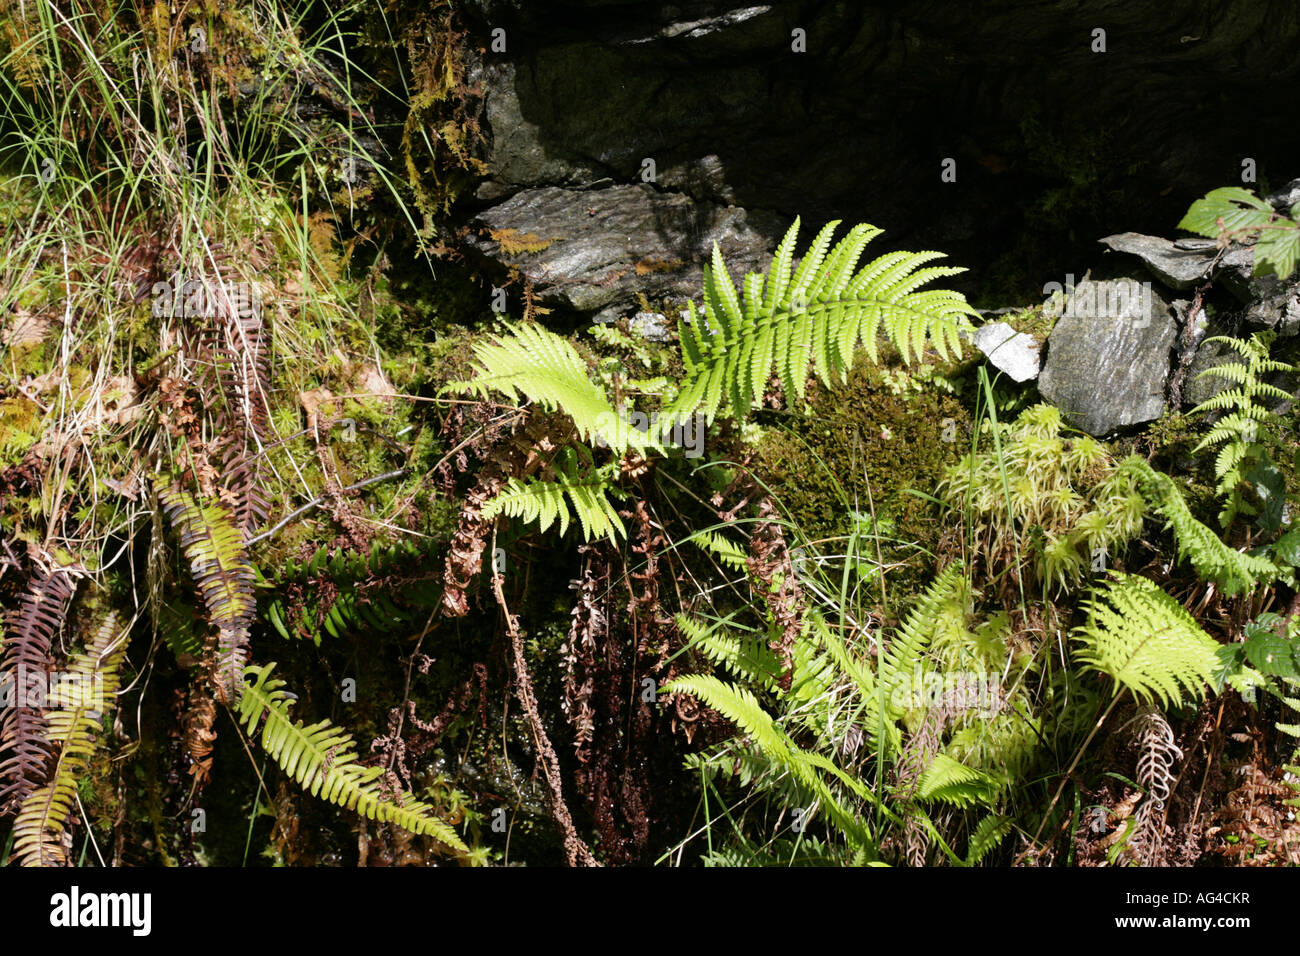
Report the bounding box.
[754,360,971,595]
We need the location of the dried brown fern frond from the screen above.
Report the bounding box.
[562,544,606,763]
[184,656,220,788]
[168,256,273,535]
[12,609,127,866]
[1130,708,1182,864]
[441,410,569,617]
[0,565,78,814]
[747,497,806,692]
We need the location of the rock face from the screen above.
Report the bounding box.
[1038,279,1177,436]
[465,184,786,320]
[451,0,1300,319]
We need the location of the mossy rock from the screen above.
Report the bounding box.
[753,362,970,592]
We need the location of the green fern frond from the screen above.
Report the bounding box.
[916,752,1001,808]
[12,611,127,867]
[676,614,782,689]
[1074,573,1222,708]
[445,322,659,455]
[665,673,886,848]
[880,563,967,719]
[481,450,625,543]
[662,218,977,429]
[1120,457,1275,593]
[260,539,444,645]
[961,813,1013,866]
[689,528,750,571]
[236,663,469,854]
[157,480,255,702]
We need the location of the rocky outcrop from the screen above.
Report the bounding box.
[464,184,785,320]
[451,1,1300,319]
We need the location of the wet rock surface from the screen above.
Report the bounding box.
[465,184,786,320]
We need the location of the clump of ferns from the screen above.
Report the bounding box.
[940,403,1146,599]
[667,550,1041,866]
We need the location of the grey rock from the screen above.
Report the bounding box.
[452,1,1300,318]
[1183,333,1238,407]
[1242,284,1300,335]
[1214,243,1300,332]
[1266,178,1300,215]
[972,321,1041,382]
[630,311,672,342]
[1099,232,1214,290]
[466,184,787,321]
[1038,278,1177,436]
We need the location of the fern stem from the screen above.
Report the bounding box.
[1016,692,1124,864]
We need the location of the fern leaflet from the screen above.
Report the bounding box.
[236,663,469,854]
[1120,457,1276,593]
[481,449,625,543]
[446,322,660,455]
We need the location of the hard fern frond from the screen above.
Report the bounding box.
[157,480,256,703]
[12,611,127,866]
[961,813,1013,866]
[1074,573,1222,708]
[445,322,659,456]
[880,563,967,719]
[481,450,625,543]
[261,539,444,644]
[663,218,976,429]
[236,663,469,855]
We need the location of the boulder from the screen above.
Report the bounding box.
[1038,278,1177,435]
[1099,233,1213,291]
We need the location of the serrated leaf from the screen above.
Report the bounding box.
[1256,221,1300,280]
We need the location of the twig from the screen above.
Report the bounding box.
[490,528,598,867]
[245,468,408,546]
